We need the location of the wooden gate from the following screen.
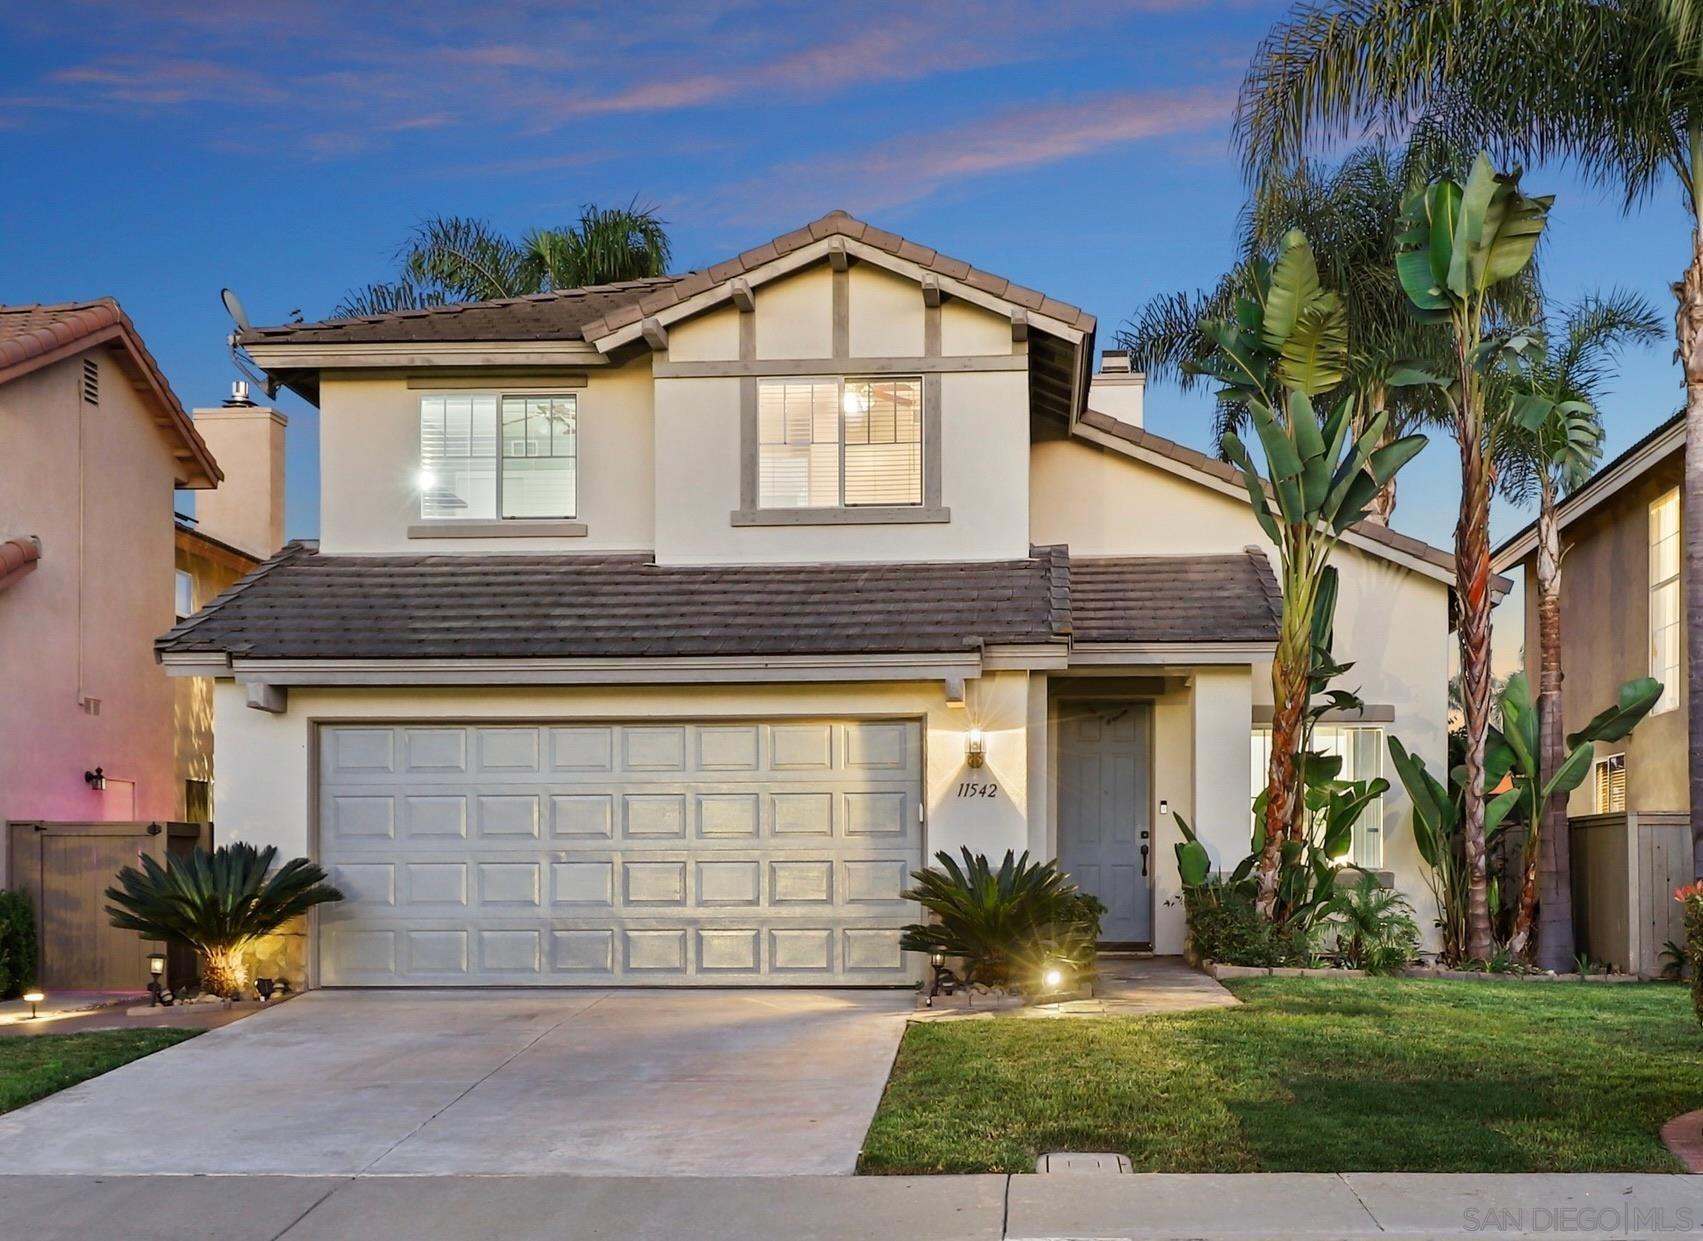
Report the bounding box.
[6,821,209,990]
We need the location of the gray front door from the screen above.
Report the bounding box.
[1057,705,1152,945]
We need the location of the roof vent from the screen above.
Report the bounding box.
[81,357,99,405]
[223,380,255,408]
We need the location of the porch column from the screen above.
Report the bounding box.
[1151,666,1253,955]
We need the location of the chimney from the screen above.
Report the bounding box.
[190,382,287,559]
[1088,349,1145,427]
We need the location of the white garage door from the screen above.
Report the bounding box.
[315,720,924,986]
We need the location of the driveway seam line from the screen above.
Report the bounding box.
[267,1175,353,1240]
[353,991,613,1174]
[1337,1172,1386,1232]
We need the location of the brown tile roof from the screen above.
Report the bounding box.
[0,300,220,487]
[237,278,680,347]
[1072,550,1281,644]
[0,536,41,596]
[236,211,1095,349]
[158,544,1073,661]
[156,543,1279,663]
[1077,409,1502,590]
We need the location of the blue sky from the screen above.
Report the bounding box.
[0,0,1689,575]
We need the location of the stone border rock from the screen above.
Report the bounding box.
[1661,1108,1703,1173]
[1206,961,1647,983]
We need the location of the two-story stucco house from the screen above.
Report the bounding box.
[158,212,1458,989]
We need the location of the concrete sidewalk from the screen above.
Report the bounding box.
[5,1173,1700,1240]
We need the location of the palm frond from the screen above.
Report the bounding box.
[332,280,444,319]
[106,842,343,954]
[396,215,530,302]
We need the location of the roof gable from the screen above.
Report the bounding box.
[0,300,221,488]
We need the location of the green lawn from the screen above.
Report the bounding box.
[0,1029,200,1115]
[860,978,1703,1174]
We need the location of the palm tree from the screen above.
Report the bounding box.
[1497,291,1664,964]
[106,842,343,998]
[335,201,672,317]
[1234,0,1703,893]
[1121,142,1507,522]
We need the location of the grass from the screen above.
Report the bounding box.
[0,1029,200,1115]
[860,977,1703,1174]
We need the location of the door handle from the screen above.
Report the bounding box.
[1139,843,1149,877]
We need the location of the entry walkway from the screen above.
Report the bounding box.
[913,955,1240,1021]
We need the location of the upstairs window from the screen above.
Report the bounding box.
[1650,487,1681,713]
[174,569,195,619]
[757,377,922,509]
[419,393,577,521]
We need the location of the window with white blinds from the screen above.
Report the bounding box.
[1594,753,1627,814]
[1251,725,1385,869]
[419,393,577,520]
[757,377,922,509]
[1650,487,1681,713]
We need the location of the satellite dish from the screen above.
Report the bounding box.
[220,287,252,333]
[220,287,278,397]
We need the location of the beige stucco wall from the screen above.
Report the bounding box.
[652,263,1031,565]
[317,363,656,555]
[1519,450,1688,814]
[0,351,184,872]
[1029,434,1451,940]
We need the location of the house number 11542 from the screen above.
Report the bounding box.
[956,782,999,799]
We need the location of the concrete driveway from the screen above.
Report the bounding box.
[0,989,912,1176]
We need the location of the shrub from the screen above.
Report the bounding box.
[1183,878,1312,968]
[106,843,343,998]
[0,889,37,999]
[1676,881,1703,1027]
[899,849,1100,991]
[1321,873,1419,974]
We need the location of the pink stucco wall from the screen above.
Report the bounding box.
[0,350,183,879]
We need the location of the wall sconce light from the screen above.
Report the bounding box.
[84,767,106,791]
[965,728,985,768]
[147,952,166,1006]
[925,948,959,1007]
[21,990,44,1020]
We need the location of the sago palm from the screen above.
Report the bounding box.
[106,842,343,998]
[1235,0,1703,898]
[335,200,672,317]
[1496,290,1663,964]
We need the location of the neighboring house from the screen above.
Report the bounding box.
[173,385,288,821]
[1493,415,1692,975]
[1493,415,1687,819]
[0,300,222,887]
[159,212,1458,990]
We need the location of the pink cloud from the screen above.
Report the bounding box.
[708,88,1234,220]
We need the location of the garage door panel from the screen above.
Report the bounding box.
[317,721,923,986]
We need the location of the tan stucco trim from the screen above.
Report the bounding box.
[244,341,609,369]
[651,355,1027,377]
[590,237,1089,354]
[1069,641,1274,666]
[172,652,994,686]
[405,520,589,539]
